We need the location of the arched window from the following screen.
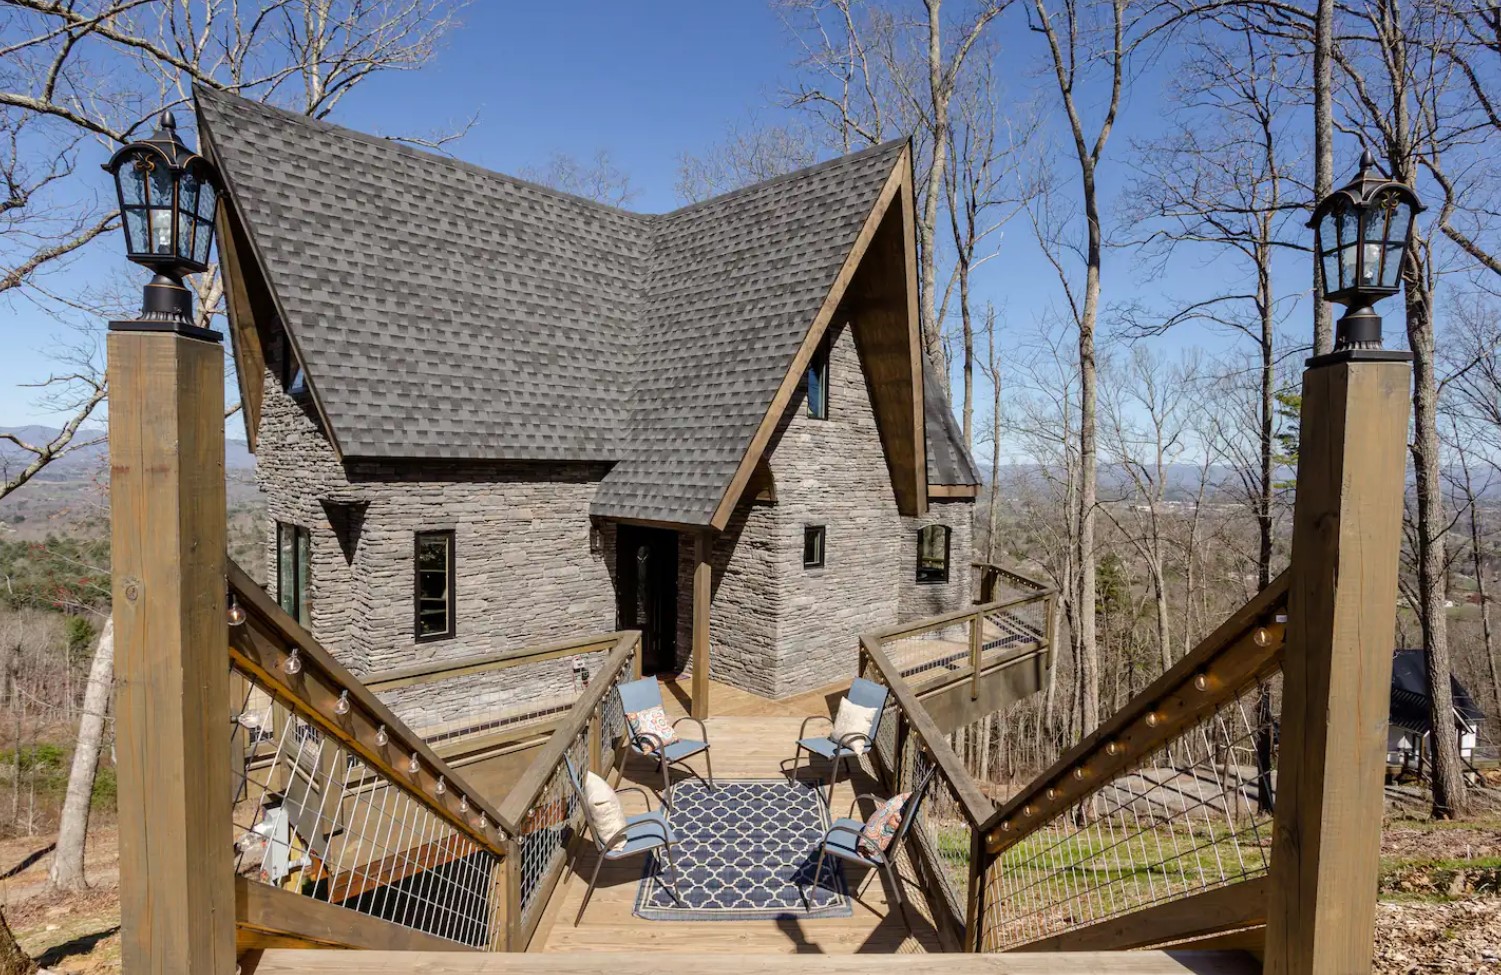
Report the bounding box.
[916,525,951,584]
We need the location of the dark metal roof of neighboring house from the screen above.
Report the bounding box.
[1389,647,1485,734]
[197,88,975,525]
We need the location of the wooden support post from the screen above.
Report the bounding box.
[969,611,983,700]
[1264,354,1411,975]
[588,710,602,775]
[109,329,234,974]
[691,531,712,720]
[965,830,988,952]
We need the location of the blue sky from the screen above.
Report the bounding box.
[0,1,1328,445]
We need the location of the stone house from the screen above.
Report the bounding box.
[198,89,979,716]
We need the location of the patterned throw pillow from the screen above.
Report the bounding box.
[858,793,910,858]
[627,705,678,754]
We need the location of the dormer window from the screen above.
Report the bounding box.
[807,341,829,419]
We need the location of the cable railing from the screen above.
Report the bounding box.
[974,572,1290,953]
[226,560,511,951]
[493,630,642,951]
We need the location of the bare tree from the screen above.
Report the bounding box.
[0,0,467,888]
[1026,0,1134,736]
[519,149,637,206]
[675,119,820,203]
[780,0,1013,386]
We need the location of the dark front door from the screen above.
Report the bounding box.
[617,526,679,676]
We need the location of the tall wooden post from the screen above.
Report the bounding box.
[109,327,234,974]
[691,531,712,720]
[1264,352,1411,975]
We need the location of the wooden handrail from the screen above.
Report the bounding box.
[228,559,508,852]
[971,561,1052,593]
[494,631,641,833]
[981,571,1291,849]
[860,636,995,828]
[866,587,1052,645]
[366,633,624,691]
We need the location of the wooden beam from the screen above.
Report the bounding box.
[1006,878,1268,953]
[242,949,1262,974]
[234,877,470,952]
[928,484,978,499]
[366,633,622,690]
[1264,356,1411,975]
[109,330,235,974]
[692,532,712,720]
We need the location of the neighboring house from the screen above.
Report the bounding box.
[197,89,980,715]
[1387,648,1485,765]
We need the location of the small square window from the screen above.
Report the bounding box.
[803,525,826,569]
[807,343,829,420]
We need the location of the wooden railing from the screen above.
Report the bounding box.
[857,635,995,949]
[865,582,1054,707]
[972,561,1051,604]
[226,561,512,951]
[492,631,643,951]
[973,573,1290,952]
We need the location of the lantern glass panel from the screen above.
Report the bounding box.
[147,160,172,210]
[197,181,217,220]
[1337,206,1359,292]
[1318,209,1339,296]
[148,208,174,255]
[119,157,147,206]
[176,169,200,263]
[123,208,148,253]
[1381,198,1412,289]
[193,217,213,264]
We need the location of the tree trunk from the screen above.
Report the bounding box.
[0,906,36,975]
[1077,199,1101,737]
[48,616,113,890]
[1312,0,1334,355]
[1407,273,1466,818]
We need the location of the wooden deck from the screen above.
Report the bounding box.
[531,689,948,955]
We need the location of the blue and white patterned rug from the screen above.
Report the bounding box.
[633,778,852,920]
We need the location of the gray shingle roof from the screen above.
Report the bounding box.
[197,89,967,525]
[924,360,982,486]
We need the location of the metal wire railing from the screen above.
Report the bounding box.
[230,671,504,948]
[226,561,512,952]
[974,573,1290,953]
[494,632,641,950]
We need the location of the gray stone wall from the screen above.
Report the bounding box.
[703,322,975,700]
[255,372,616,682]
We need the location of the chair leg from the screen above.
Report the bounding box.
[790,745,803,787]
[807,845,829,908]
[659,753,672,809]
[826,754,841,808]
[703,748,716,790]
[575,852,606,926]
[662,842,683,903]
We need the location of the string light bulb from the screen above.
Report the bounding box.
[436,777,446,796]
[1022,804,1035,817]
[283,649,302,675]
[226,593,246,627]
[334,690,350,716]
[1046,786,1059,801]
[1073,766,1086,781]
[1193,672,1211,692]
[1253,627,1271,647]
[1145,710,1161,728]
[1105,740,1122,757]
[460,795,469,813]
[1000,820,1012,832]
[408,753,421,775]
[375,725,388,747]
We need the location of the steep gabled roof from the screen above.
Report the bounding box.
[198,88,961,526]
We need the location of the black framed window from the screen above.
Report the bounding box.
[276,522,311,626]
[803,525,826,569]
[415,530,456,642]
[807,342,829,419]
[916,524,951,584]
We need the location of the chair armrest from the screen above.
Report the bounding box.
[614,784,655,812]
[798,715,833,740]
[847,793,887,820]
[672,716,709,742]
[836,731,871,754]
[631,731,666,756]
[824,822,866,844]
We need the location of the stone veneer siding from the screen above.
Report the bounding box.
[696,322,974,700]
[255,371,616,681]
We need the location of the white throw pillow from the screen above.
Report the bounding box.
[581,771,627,850]
[832,697,877,754]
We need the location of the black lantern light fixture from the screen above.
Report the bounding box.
[1309,148,1423,355]
[104,110,220,340]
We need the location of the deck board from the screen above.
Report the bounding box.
[533,710,946,954]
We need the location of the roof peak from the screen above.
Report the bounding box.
[194,85,908,219]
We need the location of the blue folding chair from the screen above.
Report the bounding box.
[803,762,938,924]
[617,677,715,807]
[788,676,888,806]
[563,754,681,924]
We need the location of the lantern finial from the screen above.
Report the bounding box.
[160,109,177,131]
[1358,146,1376,175]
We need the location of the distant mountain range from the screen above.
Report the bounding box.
[0,425,256,481]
